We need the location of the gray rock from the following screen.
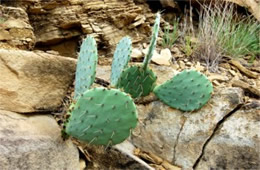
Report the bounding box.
[0,110,80,170]
[0,49,76,113]
[131,87,245,169]
[196,107,260,170]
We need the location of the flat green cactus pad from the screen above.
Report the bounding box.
[118,65,157,98]
[154,70,213,111]
[65,87,138,146]
[74,36,98,100]
[143,13,160,70]
[110,36,132,87]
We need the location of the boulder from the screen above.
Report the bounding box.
[196,106,260,169]
[0,110,80,170]
[131,87,246,169]
[0,49,76,113]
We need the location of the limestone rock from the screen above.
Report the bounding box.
[131,48,143,59]
[160,0,177,8]
[131,87,245,169]
[226,0,260,21]
[0,49,76,113]
[188,0,260,21]
[0,5,35,50]
[196,106,260,169]
[2,0,153,53]
[0,110,79,170]
[151,48,172,66]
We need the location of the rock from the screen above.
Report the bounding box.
[131,48,143,59]
[96,65,111,83]
[0,49,76,113]
[81,141,154,170]
[0,110,79,170]
[226,0,260,21]
[160,0,177,8]
[196,106,260,169]
[4,0,151,50]
[131,87,245,169]
[187,0,260,21]
[0,5,35,50]
[195,62,205,72]
[151,48,172,66]
[208,73,229,82]
[179,60,186,69]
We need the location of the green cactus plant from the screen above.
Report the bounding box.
[74,36,98,100]
[65,87,138,146]
[116,13,160,98]
[110,36,132,87]
[143,12,160,70]
[117,65,157,98]
[153,70,213,111]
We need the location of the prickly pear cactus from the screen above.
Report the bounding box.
[143,13,160,70]
[118,65,157,98]
[65,87,138,146]
[154,70,213,111]
[74,36,98,100]
[110,36,132,87]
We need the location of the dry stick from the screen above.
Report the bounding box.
[232,80,260,97]
[229,60,258,79]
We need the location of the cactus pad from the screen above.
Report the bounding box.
[154,70,213,111]
[74,36,98,100]
[65,87,138,146]
[110,36,132,87]
[118,65,157,98]
[143,13,160,70]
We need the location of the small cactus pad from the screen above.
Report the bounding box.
[110,36,132,87]
[118,65,157,98]
[74,36,98,100]
[65,87,138,146]
[143,13,160,70]
[154,70,213,111]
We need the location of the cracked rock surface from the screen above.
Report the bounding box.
[131,87,252,169]
[196,106,260,169]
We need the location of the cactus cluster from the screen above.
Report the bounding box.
[65,12,214,147]
[115,13,161,98]
[154,70,213,111]
[65,36,138,147]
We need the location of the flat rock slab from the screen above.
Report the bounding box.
[197,107,260,169]
[132,87,246,169]
[0,49,76,113]
[0,110,79,170]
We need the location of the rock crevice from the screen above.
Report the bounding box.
[192,103,244,169]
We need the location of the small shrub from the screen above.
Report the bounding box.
[195,2,260,71]
[162,18,179,48]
